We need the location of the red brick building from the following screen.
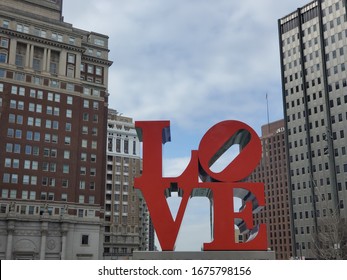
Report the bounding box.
[246,120,293,259]
[0,0,112,259]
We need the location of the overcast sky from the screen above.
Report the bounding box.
[63,0,308,251]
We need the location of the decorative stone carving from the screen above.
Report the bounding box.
[47,239,56,250]
[14,239,38,253]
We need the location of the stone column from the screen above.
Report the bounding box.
[5,221,15,260]
[60,223,68,260]
[25,44,31,68]
[59,50,67,76]
[40,222,48,260]
[43,48,48,72]
[8,39,17,65]
[28,45,34,68]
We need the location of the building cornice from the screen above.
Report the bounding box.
[82,55,113,67]
[0,27,85,53]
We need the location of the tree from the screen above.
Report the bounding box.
[312,207,347,259]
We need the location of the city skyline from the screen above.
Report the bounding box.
[63,0,310,251]
[0,0,318,255]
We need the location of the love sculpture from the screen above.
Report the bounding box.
[134,120,267,251]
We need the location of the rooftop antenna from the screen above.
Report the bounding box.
[266,92,270,134]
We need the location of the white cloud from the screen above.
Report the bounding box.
[63,1,310,134]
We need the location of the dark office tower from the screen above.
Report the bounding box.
[148,218,155,251]
[247,120,293,260]
[279,0,347,259]
[103,110,150,259]
[0,0,112,259]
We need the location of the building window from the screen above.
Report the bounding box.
[62,179,69,188]
[95,66,102,76]
[67,53,75,64]
[66,109,72,118]
[22,190,28,199]
[83,100,89,108]
[24,160,31,169]
[81,153,87,161]
[48,193,54,201]
[88,196,95,204]
[93,102,99,110]
[2,20,9,28]
[91,154,96,162]
[82,126,88,134]
[49,178,55,187]
[33,47,44,71]
[82,140,87,148]
[80,167,86,175]
[67,65,75,78]
[51,33,63,42]
[50,50,59,74]
[17,24,29,33]
[81,235,89,245]
[87,65,94,74]
[116,139,121,153]
[90,168,96,176]
[15,42,26,67]
[8,129,16,138]
[79,181,85,189]
[11,174,18,184]
[66,83,74,91]
[93,89,100,97]
[63,164,69,174]
[133,141,137,155]
[54,94,60,103]
[82,85,90,94]
[69,37,75,45]
[64,150,70,159]
[29,191,36,200]
[40,192,47,200]
[10,190,17,198]
[61,193,67,202]
[0,37,9,48]
[3,173,10,183]
[50,80,59,88]
[14,144,21,153]
[4,158,11,167]
[67,96,73,104]
[94,38,105,46]
[0,52,8,63]
[65,123,72,131]
[124,139,129,154]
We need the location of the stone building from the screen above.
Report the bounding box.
[103,109,150,259]
[0,0,112,259]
